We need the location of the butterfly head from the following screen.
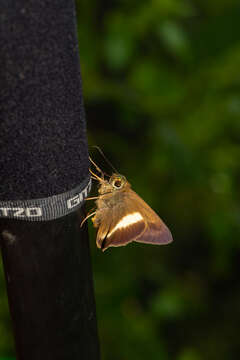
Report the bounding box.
[98,173,130,194]
[109,174,127,190]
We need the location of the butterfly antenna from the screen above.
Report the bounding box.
[89,156,103,175]
[92,145,119,174]
[89,156,110,178]
[89,168,104,182]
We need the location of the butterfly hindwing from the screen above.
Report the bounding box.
[128,190,173,245]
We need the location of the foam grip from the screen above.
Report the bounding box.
[0,0,89,204]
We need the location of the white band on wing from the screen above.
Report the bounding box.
[107,212,143,238]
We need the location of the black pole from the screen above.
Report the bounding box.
[0,1,100,359]
[0,215,99,360]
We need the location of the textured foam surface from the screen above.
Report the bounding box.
[0,0,89,201]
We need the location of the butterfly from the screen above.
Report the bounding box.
[83,153,173,252]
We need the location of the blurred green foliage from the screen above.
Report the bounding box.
[1,0,240,359]
[0,259,14,356]
[76,0,240,359]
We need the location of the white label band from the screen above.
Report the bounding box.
[0,177,91,221]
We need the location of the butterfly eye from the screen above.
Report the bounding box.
[113,179,122,189]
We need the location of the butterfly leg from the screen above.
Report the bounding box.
[80,211,97,227]
[85,193,112,201]
[85,196,100,201]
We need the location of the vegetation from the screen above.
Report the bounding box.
[1,0,240,359]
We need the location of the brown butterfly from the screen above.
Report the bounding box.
[83,156,173,252]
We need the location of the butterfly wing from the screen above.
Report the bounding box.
[128,190,173,246]
[94,189,172,251]
[94,199,146,251]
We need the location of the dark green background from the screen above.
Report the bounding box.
[1,0,240,359]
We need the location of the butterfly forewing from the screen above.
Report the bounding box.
[95,198,146,251]
[95,189,172,251]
